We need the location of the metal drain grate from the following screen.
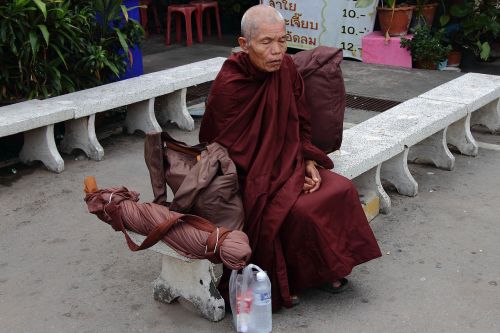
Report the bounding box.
[186,84,400,112]
[346,94,401,112]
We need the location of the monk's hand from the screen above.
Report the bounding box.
[304,160,321,194]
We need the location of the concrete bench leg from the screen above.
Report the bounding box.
[408,129,455,170]
[470,98,500,133]
[60,115,104,160]
[353,164,391,214]
[446,114,479,157]
[19,125,64,173]
[156,88,195,131]
[380,148,418,197]
[125,98,162,134]
[152,255,225,322]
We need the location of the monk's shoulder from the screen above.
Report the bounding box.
[210,55,253,96]
[281,54,299,75]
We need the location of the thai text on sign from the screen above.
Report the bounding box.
[260,0,379,60]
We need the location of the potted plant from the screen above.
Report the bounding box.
[441,23,464,67]
[377,0,416,38]
[411,0,439,27]
[448,0,500,62]
[400,25,452,69]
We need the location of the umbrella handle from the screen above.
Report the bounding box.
[84,176,98,193]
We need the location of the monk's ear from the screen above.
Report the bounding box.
[238,37,249,53]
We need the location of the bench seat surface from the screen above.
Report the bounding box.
[0,100,75,137]
[420,73,500,110]
[50,57,226,118]
[330,97,467,179]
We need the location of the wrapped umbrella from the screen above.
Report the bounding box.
[84,176,251,270]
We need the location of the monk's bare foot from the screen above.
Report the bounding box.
[332,280,343,288]
[290,295,300,306]
[319,278,349,294]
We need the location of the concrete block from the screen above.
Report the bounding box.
[470,98,500,133]
[61,115,104,160]
[125,98,162,134]
[380,148,418,197]
[156,89,195,131]
[153,256,225,322]
[408,129,455,170]
[19,125,65,173]
[128,232,225,322]
[362,31,413,68]
[447,114,478,156]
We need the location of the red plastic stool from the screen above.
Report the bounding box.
[140,0,161,35]
[166,4,200,47]
[190,1,222,41]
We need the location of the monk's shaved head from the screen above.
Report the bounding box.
[241,5,284,41]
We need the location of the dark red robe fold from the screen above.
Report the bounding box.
[200,52,381,311]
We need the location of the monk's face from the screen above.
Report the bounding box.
[239,22,287,72]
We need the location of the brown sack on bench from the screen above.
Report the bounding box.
[292,46,346,153]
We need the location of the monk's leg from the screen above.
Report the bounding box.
[280,169,381,294]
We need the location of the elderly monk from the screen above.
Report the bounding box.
[200,5,382,310]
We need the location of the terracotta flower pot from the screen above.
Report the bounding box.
[415,59,438,70]
[377,6,415,37]
[412,3,438,27]
[447,50,462,67]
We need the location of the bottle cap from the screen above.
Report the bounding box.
[256,271,267,281]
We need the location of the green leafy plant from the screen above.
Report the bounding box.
[400,24,452,68]
[0,0,144,103]
[448,0,500,61]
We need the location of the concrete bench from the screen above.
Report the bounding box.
[330,72,500,215]
[128,232,225,322]
[51,57,226,161]
[0,100,75,173]
[0,57,226,172]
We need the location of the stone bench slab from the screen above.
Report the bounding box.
[51,57,226,118]
[0,100,75,137]
[330,98,466,180]
[419,73,500,111]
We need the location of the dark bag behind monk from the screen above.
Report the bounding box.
[292,46,346,153]
[144,132,244,231]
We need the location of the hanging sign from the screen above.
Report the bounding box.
[260,0,379,60]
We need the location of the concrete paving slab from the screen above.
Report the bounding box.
[341,60,463,102]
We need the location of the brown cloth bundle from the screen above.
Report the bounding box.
[84,176,251,270]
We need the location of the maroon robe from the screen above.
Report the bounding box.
[200,52,382,311]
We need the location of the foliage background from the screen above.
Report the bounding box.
[0,0,144,103]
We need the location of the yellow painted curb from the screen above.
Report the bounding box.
[360,191,380,222]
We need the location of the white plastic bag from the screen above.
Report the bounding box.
[229,264,266,332]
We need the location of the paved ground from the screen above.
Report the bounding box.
[1,35,500,332]
[1,120,499,332]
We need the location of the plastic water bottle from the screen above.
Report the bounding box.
[249,271,272,332]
